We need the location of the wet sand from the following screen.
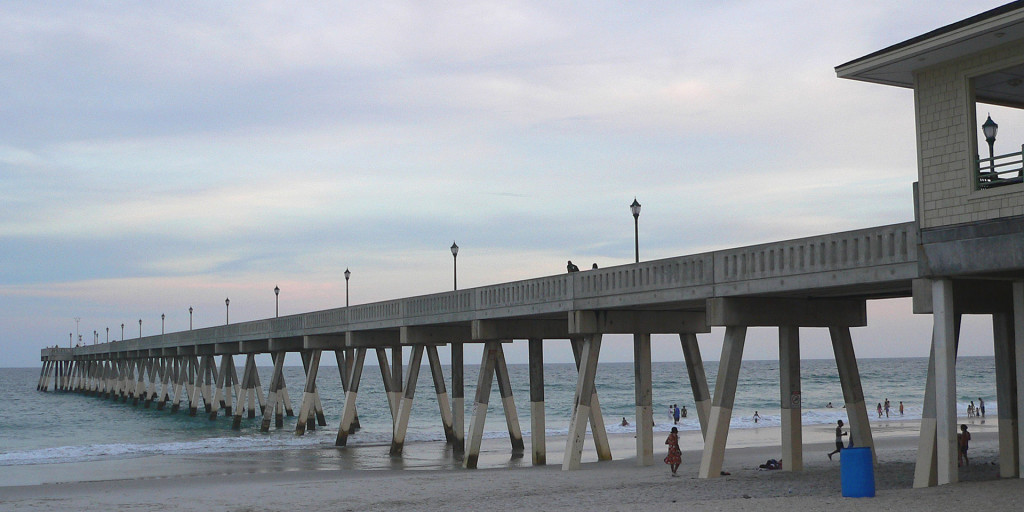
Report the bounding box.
[1,416,1016,511]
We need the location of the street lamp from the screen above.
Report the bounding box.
[344,268,351,307]
[189,306,193,330]
[93,330,97,344]
[450,241,459,290]
[106,327,109,343]
[69,332,72,348]
[121,323,124,340]
[225,298,230,325]
[982,114,999,178]
[274,285,280,317]
[161,313,165,334]
[138,319,142,338]
[630,198,641,263]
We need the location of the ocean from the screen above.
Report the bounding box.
[0,356,997,468]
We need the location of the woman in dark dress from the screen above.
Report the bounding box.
[664,427,682,476]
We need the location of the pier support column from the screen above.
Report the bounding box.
[528,338,546,466]
[634,333,654,466]
[831,326,876,463]
[680,333,711,438]
[335,350,360,430]
[698,326,746,478]
[170,358,185,413]
[376,348,399,423]
[494,344,525,455]
[464,341,500,469]
[391,345,424,455]
[571,338,612,462]
[209,355,230,420]
[779,326,802,471]
[260,352,286,431]
[426,345,455,443]
[452,342,465,456]
[336,348,367,446]
[932,279,958,485]
[993,312,1019,478]
[188,356,203,416]
[295,350,322,435]
[233,355,255,429]
[563,334,602,470]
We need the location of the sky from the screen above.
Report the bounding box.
[0,1,1012,369]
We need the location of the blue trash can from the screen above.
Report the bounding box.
[840,447,875,497]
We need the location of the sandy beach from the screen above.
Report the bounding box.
[1,416,1019,511]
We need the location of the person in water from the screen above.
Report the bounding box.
[664,427,682,476]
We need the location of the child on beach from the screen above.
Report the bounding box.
[958,424,971,466]
[664,427,682,476]
[827,420,847,460]
[877,403,883,418]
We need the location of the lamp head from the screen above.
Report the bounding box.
[344,268,350,280]
[274,285,280,296]
[451,241,459,257]
[630,198,641,218]
[983,114,999,143]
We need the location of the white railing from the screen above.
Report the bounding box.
[978,146,1024,189]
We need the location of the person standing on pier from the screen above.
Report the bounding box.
[664,427,682,476]
[827,420,847,460]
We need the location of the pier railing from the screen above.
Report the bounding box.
[978,146,1024,188]
[51,222,918,356]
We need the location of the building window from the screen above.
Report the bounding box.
[972,64,1024,189]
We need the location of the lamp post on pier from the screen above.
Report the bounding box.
[983,114,998,178]
[138,319,142,338]
[225,298,230,325]
[189,307,193,330]
[106,327,109,343]
[69,333,72,347]
[451,242,459,290]
[344,268,351,307]
[630,198,642,263]
[161,313,165,334]
[121,323,124,341]
[93,330,97,344]
[274,285,280,317]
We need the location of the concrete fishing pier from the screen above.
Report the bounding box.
[38,2,1024,487]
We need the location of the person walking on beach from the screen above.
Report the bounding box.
[968,401,975,418]
[877,403,883,418]
[884,398,890,418]
[753,411,760,423]
[673,404,680,425]
[958,424,971,466]
[899,401,904,416]
[978,398,985,418]
[827,420,847,460]
[664,427,682,476]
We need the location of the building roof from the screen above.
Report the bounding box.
[836,1,1024,89]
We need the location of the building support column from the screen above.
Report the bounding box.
[634,333,654,466]
[528,338,546,466]
[993,311,1019,478]
[933,279,958,485]
[698,326,746,478]
[779,326,802,471]
[1013,281,1024,478]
